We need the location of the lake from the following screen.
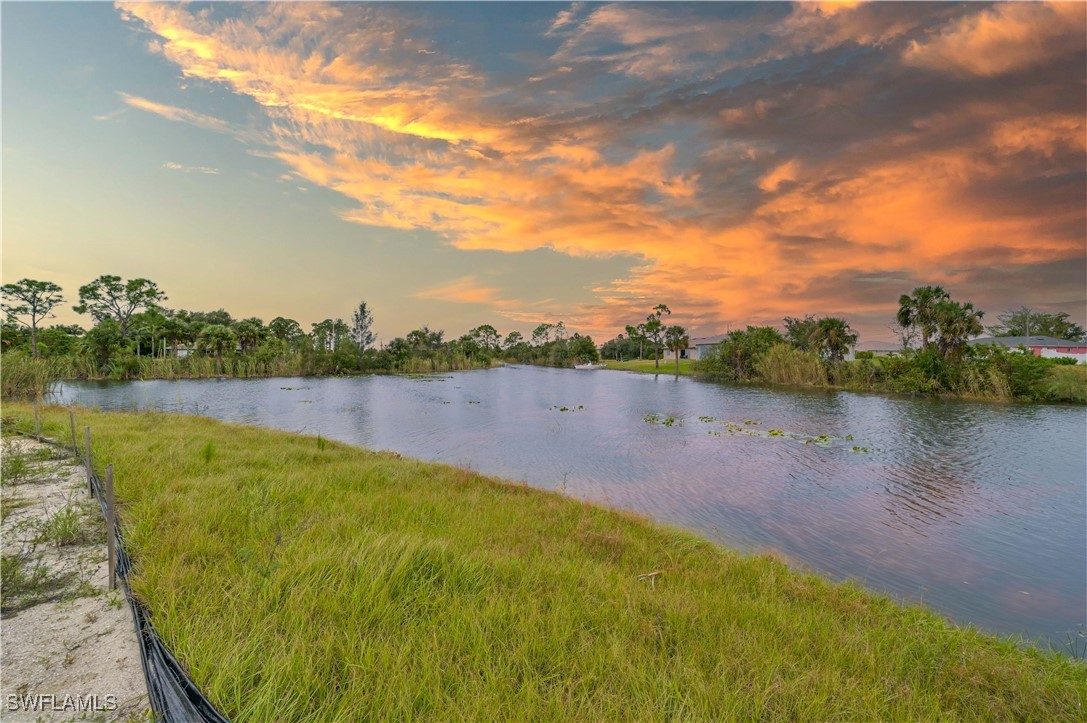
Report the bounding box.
[55,365,1086,652]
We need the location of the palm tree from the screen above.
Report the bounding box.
[934,301,984,359]
[810,317,858,364]
[664,325,690,373]
[162,317,188,358]
[897,286,950,352]
[234,318,264,353]
[197,324,236,372]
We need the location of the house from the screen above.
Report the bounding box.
[846,340,904,361]
[969,336,1087,363]
[683,334,728,360]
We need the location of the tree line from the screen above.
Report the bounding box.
[0,275,599,381]
[685,286,1084,402]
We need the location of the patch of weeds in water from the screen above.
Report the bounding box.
[643,414,661,424]
[851,446,871,453]
[1063,625,1087,660]
[768,429,785,437]
[280,386,311,391]
[698,416,715,423]
[661,416,678,427]
[744,420,761,426]
[551,405,586,412]
[442,401,451,405]
[467,401,481,405]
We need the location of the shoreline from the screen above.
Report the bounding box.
[4,403,1084,720]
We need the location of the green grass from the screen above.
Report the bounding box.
[34,502,104,548]
[9,403,1087,721]
[605,358,695,375]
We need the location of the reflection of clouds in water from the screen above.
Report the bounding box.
[53,371,1086,648]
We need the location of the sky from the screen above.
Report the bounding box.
[3,1,1085,344]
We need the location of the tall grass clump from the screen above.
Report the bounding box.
[757,343,827,386]
[1045,365,1087,403]
[0,351,55,400]
[11,402,1087,721]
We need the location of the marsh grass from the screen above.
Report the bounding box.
[0,351,56,400]
[10,403,1087,721]
[1046,365,1087,403]
[757,344,827,386]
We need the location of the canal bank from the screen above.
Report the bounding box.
[5,403,1086,721]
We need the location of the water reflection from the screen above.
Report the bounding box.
[55,367,1086,650]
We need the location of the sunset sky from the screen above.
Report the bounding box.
[3,2,1085,343]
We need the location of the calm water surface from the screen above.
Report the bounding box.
[57,366,1087,650]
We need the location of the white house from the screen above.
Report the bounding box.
[683,334,728,360]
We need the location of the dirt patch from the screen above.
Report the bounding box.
[1,437,150,721]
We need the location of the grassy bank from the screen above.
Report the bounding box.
[605,358,695,375]
[6,404,1085,721]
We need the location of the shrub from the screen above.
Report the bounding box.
[757,344,827,386]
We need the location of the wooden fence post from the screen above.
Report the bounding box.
[84,426,93,497]
[105,464,117,590]
[69,409,77,455]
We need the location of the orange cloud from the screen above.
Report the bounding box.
[903,2,1086,77]
[116,3,1086,340]
[118,92,232,133]
[414,277,503,305]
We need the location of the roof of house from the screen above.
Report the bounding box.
[969,336,1087,347]
[689,334,727,347]
[854,340,902,352]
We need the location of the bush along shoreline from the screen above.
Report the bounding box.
[5,403,1085,721]
[692,339,1086,403]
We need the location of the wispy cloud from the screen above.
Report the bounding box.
[93,107,127,122]
[116,2,1087,337]
[162,161,220,174]
[414,277,504,305]
[118,92,232,134]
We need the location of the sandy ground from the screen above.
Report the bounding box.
[1,437,150,722]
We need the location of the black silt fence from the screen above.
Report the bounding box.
[27,421,230,723]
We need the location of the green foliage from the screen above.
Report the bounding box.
[1,278,65,358]
[0,351,57,400]
[1,438,31,481]
[350,302,375,352]
[810,317,858,364]
[1045,366,1087,403]
[664,325,689,372]
[34,503,103,548]
[783,314,820,351]
[696,326,785,381]
[73,275,167,338]
[0,553,64,613]
[897,285,949,352]
[989,307,1087,342]
[757,344,827,386]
